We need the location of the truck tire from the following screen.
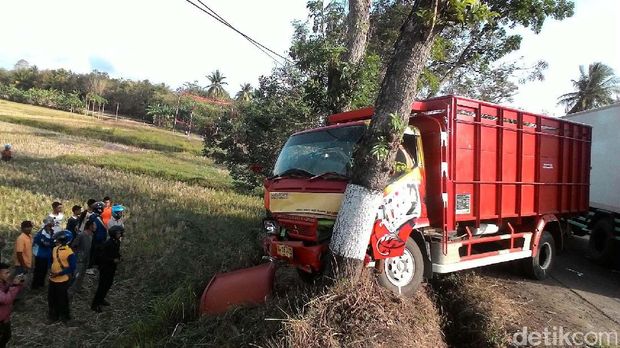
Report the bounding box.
[377,238,424,297]
[588,219,615,266]
[522,231,555,280]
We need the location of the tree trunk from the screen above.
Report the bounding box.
[326,0,371,114]
[328,0,443,280]
[343,0,371,65]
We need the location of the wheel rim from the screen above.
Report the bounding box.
[539,242,552,269]
[384,249,415,287]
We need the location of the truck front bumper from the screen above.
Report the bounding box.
[263,236,328,273]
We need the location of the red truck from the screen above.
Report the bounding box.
[201,95,592,314]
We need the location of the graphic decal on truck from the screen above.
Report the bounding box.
[376,170,422,233]
[456,193,471,214]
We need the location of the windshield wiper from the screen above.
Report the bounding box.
[309,171,350,181]
[269,168,314,180]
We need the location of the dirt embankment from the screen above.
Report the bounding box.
[271,274,446,348]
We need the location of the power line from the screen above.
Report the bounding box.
[194,0,290,62]
[185,0,290,65]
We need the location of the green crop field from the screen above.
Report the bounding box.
[0,100,264,346]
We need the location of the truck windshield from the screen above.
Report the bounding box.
[273,125,365,178]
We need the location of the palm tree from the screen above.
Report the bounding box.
[206,70,229,99]
[235,83,254,102]
[558,62,620,114]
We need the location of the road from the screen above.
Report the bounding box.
[480,235,620,342]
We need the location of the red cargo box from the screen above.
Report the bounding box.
[328,95,592,232]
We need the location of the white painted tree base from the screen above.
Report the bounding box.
[330,184,383,260]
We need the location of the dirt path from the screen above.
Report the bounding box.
[478,235,620,345]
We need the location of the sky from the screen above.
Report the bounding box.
[0,0,618,116]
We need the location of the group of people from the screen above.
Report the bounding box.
[0,197,127,346]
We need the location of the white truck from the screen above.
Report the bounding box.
[563,103,620,265]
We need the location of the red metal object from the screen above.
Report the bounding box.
[199,262,276,315]
[264,238,328,272]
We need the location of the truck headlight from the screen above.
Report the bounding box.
[263,220,279,235]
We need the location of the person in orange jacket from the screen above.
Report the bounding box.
[101,197,112,227]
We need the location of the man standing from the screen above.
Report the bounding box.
[32,218,54,290]
[65,205,82,240]
[13,221,33,291]
[78,199,96,233]
[48,202,64,234]
[88,202,107,269]
[101,197,112,227]
[91,226,123,313]
[0,263,24,348]
[48,231,75,323]
[69,221,93,296]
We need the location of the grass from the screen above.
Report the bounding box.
[432,271,522,348]
[0,102,265,346]
[0,100,204,154]
[59,152,231,189]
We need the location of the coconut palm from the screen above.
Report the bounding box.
[206,70,229,99]
[558,62,620,114]
[235,83,254,102]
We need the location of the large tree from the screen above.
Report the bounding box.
[558,62,620,114]
[328,0,575,280]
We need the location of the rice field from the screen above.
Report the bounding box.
[0,101,264,346]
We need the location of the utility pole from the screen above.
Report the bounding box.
[174,94,180,133]
[188,110,193,137]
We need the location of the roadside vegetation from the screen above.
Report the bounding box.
[0,101,258,346]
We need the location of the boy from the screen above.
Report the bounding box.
[48,202,64,234]
[13,221,33,292]
[32,217,54,290]
[91,226,123,313]
[0,263,24,347]
[65,205,82,240]
[1,144,11,161]
[48,231,75,323]
[69,221,94,296]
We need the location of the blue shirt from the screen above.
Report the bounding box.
[32,229,54,259]
[89,214,107,243]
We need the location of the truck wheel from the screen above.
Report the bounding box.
[588,219,615,266]
[377,238,424,297]
[523,231,555,280]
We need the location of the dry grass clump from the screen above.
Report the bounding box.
[433,271,522,348]
[270,273,446,348]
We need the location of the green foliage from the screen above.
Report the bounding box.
[235,83,254,102]
[370,136,390,160]
[369,0,573,102]
[558,62,620,114]
[0,84,85,112]
[205,65,318,190]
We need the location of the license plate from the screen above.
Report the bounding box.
[277,244,293,258]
